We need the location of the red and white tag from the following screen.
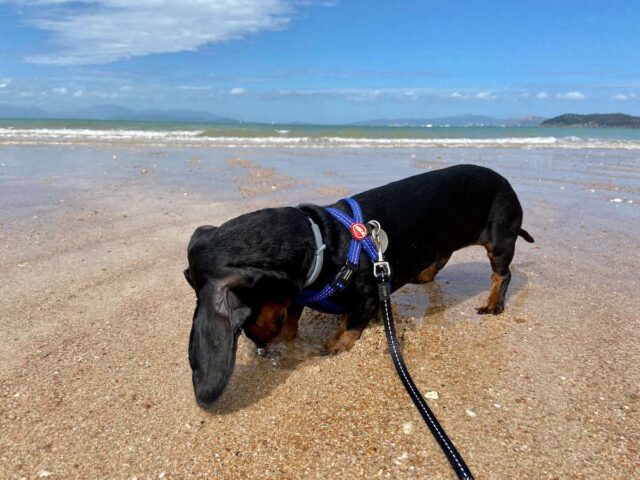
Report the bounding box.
[349,222,368,240]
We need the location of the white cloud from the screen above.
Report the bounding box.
[270,88,512,102]
[229,87,247,95]
[53,87,68,94]
[557,91,586,100]
[610,94,629,101]
[73,89,84,97]
[476,91,496,100]
[400,90,418,100]
[178,85,212,91]
[9,0,302,65]
[536,91,548,99]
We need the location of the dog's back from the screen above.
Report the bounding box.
[352,164,525,285]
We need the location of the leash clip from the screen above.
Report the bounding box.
[373,261,391,279]
[368,220,391,278]
[367,220,388,258]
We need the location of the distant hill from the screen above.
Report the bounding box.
[504,115,546,127]
[542,113,640,128]
[0,104,238,124]
[0,104,50,119]
[353,114,545,127]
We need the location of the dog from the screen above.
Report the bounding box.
[184,164,534,408]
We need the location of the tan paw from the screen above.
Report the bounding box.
[476,304,504,315]
[327,329,362,354]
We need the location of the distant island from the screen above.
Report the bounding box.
[542,113,640,128]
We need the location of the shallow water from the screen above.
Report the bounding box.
[3,119,640,148]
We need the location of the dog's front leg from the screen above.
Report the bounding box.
[276,302,304,342]
[327,288,379,354]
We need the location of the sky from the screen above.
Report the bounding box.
[1,0,639,123]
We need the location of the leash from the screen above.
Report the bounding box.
[369,222,475,480]
[298,198,475,478]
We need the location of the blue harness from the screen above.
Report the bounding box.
[297,198,379,313]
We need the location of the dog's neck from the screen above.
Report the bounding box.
[296,203,353,291]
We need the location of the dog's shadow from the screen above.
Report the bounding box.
[210,261,530,414]
[394,261,530,323]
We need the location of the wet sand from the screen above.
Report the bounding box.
[1,145,639,479]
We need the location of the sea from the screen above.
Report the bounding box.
[2,118,640,148]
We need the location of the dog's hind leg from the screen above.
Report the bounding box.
[412,254,451,284]
[476,237,515,315]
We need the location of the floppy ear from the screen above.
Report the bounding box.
[213,276,252,332]
[188,275,252,409]
[184,268,195,288]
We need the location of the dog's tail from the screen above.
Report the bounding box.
[519,228,534,243]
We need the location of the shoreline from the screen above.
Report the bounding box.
[3,122,640,150]
[3,135,640,150]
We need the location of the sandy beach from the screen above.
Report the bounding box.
[1,143,639,479]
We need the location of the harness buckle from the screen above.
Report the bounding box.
[330,263,358,291]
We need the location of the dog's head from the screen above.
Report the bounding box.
[184,213,306,408]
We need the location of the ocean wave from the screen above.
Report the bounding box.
[0,127,203,141]
[2,127,640,149]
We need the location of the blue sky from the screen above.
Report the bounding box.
[1,0,639,123]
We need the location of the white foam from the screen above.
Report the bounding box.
[2,127,640,149]
[0,127,203,141]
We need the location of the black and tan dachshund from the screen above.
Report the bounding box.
[184,164,534,408]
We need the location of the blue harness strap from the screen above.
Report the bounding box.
[298,198,379,313]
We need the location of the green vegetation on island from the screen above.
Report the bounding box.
[542,113,640,128]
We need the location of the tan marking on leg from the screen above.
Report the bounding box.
[273,307,301,343]
[327,315,363,353]
[327,329,362,353]
[327,315,347,350]
[477,272,505,314]
[415,254,451,284]
[486,272,504,308]
[416,262,440,283]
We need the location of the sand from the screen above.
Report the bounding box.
[1,145,639,479]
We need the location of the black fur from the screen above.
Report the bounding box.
[184,164,533,407]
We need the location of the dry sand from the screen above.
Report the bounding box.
[1,145,639,479]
